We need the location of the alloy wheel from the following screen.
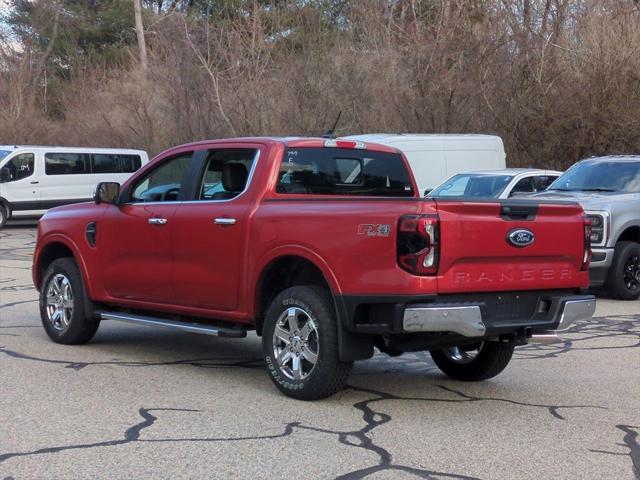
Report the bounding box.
[45,274,74,332]
[442,342,484,364]
[272,307,319,380]
[623,254,640,291]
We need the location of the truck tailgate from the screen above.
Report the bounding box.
[434,200,589,293]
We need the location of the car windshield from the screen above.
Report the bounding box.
[0,150,12,162]
[548,160,640,193]
[429,173,513,198]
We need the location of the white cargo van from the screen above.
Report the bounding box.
[0,146,149,227]
[343,134,506,195]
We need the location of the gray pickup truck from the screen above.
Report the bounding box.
[532,156,640,300]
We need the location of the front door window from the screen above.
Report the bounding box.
[131,154,192,203]
[1,154,34,182]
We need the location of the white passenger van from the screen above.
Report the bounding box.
[343,134,506,195]
[0,146,149,227]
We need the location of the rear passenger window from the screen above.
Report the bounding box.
[277,148,414,197]
[198,149,257,201]
[120,155,142,173]
[534,175,557,192]
[92,154,120,173]
[509,177,535,196]
[45,153,89,175]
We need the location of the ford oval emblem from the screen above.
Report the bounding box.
[507,228,535,248]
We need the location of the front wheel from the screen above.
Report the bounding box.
[430,342,515,381]
[262,286,352,400]
[39,258,100,344]
[606,241,640,300]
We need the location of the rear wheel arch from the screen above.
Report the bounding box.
[253,253,373,361]
[254,255,336,336]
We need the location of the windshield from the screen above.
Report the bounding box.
[0,150,12,162]
[548,160,640,193]
[429,174,513,198]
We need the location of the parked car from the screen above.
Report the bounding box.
[428,169,561,199]
[343,134,506,195]
[33,137,595,400]
[531,156,640,300]
[0,146,149,227]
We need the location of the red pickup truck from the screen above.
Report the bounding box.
[33,137,596,399]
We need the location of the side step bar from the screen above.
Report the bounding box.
[98,312,247,338]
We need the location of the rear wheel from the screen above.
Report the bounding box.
[606,241,640,300]
[430,342,514,381]
[39,258,100,344]
[262,286,352,400]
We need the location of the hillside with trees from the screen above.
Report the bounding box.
[1,0,639,168]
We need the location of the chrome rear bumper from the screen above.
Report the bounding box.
[402,295,596,338]
[556,298,596,330]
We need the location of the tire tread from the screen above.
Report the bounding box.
[40,257,99,345]
[263,285,352,400]
[606,241,640,300]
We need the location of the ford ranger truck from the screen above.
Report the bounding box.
[32,137,596,400]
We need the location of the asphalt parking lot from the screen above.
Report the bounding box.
[1,225,639,479]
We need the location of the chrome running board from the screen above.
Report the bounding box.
[99,312,246,338]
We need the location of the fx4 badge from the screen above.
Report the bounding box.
[507,228,535,247]
[358,224,391,237]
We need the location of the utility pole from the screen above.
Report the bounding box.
[133,0,148,69]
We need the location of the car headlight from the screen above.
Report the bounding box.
[586,212,608,246]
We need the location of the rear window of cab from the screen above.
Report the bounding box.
[277,147,415,197]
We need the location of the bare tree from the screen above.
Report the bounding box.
[134,0,148,69]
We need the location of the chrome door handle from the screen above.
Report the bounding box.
[214,218,236,225]
[148,217,168,225]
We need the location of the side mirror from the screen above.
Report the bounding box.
[94,182,120,205]
[0,167,11,182]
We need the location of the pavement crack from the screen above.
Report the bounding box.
[0,408,197,466]
[294,384,483,479]
[436,384,605,420]
[0,300,38,309]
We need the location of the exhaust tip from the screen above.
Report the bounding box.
[528,332,560,344]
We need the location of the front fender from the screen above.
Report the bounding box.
[32,233,93,298]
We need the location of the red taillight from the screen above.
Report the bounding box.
[582,214,592,271]
[397,214,439,275]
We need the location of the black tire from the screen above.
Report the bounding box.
[430,342,515,381]
[606,241,640,300]
[0,205,7,229]
[39,257,100,344]
[262,286,352,400]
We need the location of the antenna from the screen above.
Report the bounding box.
[322,111,342,139]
